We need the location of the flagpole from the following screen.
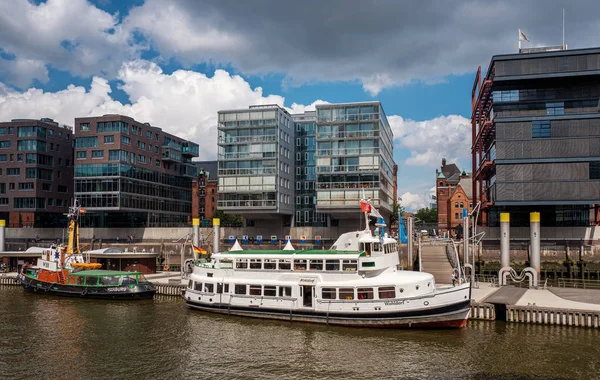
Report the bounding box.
[562,9,565,49]
[518,29,521,51]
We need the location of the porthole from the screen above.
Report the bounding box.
[416,285,420,290]
[399,288,404,293]
[209,298,213,302]
[427,282,431,287]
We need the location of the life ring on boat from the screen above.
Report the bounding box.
[81,288,88,296]
[163,265,169,271]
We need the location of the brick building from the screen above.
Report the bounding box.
[446,177,473,234]
[436,158,471,235]
[0,118,74,227]
[192,161,218,224]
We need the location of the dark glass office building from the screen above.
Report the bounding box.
[472,47,600,227]
[74,114,199,227]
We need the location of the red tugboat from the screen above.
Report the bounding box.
[17,201,155,300]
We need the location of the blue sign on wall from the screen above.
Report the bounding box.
[242,235,249,244]
[271,235,277,244]
[300,235,306,244]
[285,235,291,242]
[228,235,235,244]
[315,235,321,245]
[256,235,263,244]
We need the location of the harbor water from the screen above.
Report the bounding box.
[1,286,599,380]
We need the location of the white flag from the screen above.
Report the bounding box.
[519,29,530,42]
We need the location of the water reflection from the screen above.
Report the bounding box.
[1,287,599,380]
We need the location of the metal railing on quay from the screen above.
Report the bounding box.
[557,278,600,289]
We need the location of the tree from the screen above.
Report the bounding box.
[213,209,243,227]
[415,207,437,223]
[388,199,406,229]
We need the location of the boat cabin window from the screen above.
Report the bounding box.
[194,282,203,291]
[309,260,323,271]
[378,286,396,299]
[220,259,233,269]
[264,286,276,296]
[339,288,354,300]
[137,274,148,283]
[99,276,120,286]
[278,259,291,270]
[325,260,340,271]
[263,259,276,270]
[234,284,247,295]
[236,259,248,269]
[278,286,292,297]
[294,259,307,271]
[85,277,98,286]
[249,259,262,269]
[372,242,381,253]
[358,288,374,300]
[75,276,85,285]
[360,243,371,256]
[249,285,261,295]
[204,283,214,293]
[342,260,358,271]
[121,276,137,285]
[322,287,336,299]
[223,284,229,293]
[188,280,193,288]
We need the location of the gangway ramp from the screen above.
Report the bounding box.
[420,244,453,285]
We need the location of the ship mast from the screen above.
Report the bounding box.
[63,200,82,268]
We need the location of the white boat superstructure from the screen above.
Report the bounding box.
[184,202,471,328]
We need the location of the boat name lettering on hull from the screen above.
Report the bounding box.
[384,300,406,306]
[107,287,128,292]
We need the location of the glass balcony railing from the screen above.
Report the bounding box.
[317,147,380,157]
[218,184,277,192]
[218,200,277,208]
[218,167,277,176]
[218,135,277,144]
[218,152,276,160]
[316,164,378,173]
[316,130,380,140]
[316,181,379,190]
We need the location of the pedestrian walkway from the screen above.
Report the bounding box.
[420,245,453,284]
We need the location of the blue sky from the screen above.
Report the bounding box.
[1,0,597,210]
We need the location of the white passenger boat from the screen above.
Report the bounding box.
[184,200,471,328]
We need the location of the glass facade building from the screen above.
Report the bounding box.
[315,102,395,226]
[74,115,199,227]
[217,105,295,225]
[217,102,396,228]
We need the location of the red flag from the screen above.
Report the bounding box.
[360,201,371,213]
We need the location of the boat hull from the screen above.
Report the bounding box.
[18,274,156,300]
[184,297,471,328]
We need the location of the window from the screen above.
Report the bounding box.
[264,286,276,296]
[357,288,374,300]
[309,260,323,270]
[234,284,247,295]
[236,259,248,269]
[0,140,11,148]
[454,202,458,207]
[263,259,276,270]
[294,259,307,270]
[322,288,336,299]
[92,150,104,158]
[7,168,20,176]
[249,285,261,295]
[75,136,98,148]
[546,102,564,116]
[378,286,396,299]
[279,286,291,297]
[249,259,262,269]
[42,183,51,192]
[591,162,600,179]
[278,259,291,270]
[532,120,551,138]
[18,183,34,190]
[204,283,214,293]
[104,135,115,144]
[339,288,354,300]
[77,151,87,159]
[80,123,90,132]
[342,260,357,271]
[58,185,67,193]
[325,260,340,271]
[121,136,130,145]
[194,282,203,291]
[455,213,459,220]
[460,202,464,208]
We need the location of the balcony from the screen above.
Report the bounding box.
[218,167,277,176]
[316,164,378,174]
[161,147,182,162]
[182,142,199,158]
[316,130,380,140]
[217,199,277,210]
[218,184,277,193]
[218,135,277,145]
[218,152,276,160]
[316,147,380,157]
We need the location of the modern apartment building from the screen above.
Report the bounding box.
[472,47,600,227]
[292,111,327,227]
[217,102,396,229]
[217,105,295,227]
[0,118,74,227]
[315,102,395,228]
[73,114,199,227]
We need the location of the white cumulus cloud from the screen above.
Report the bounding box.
[389,114,471,168]
[399,192,427,213]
